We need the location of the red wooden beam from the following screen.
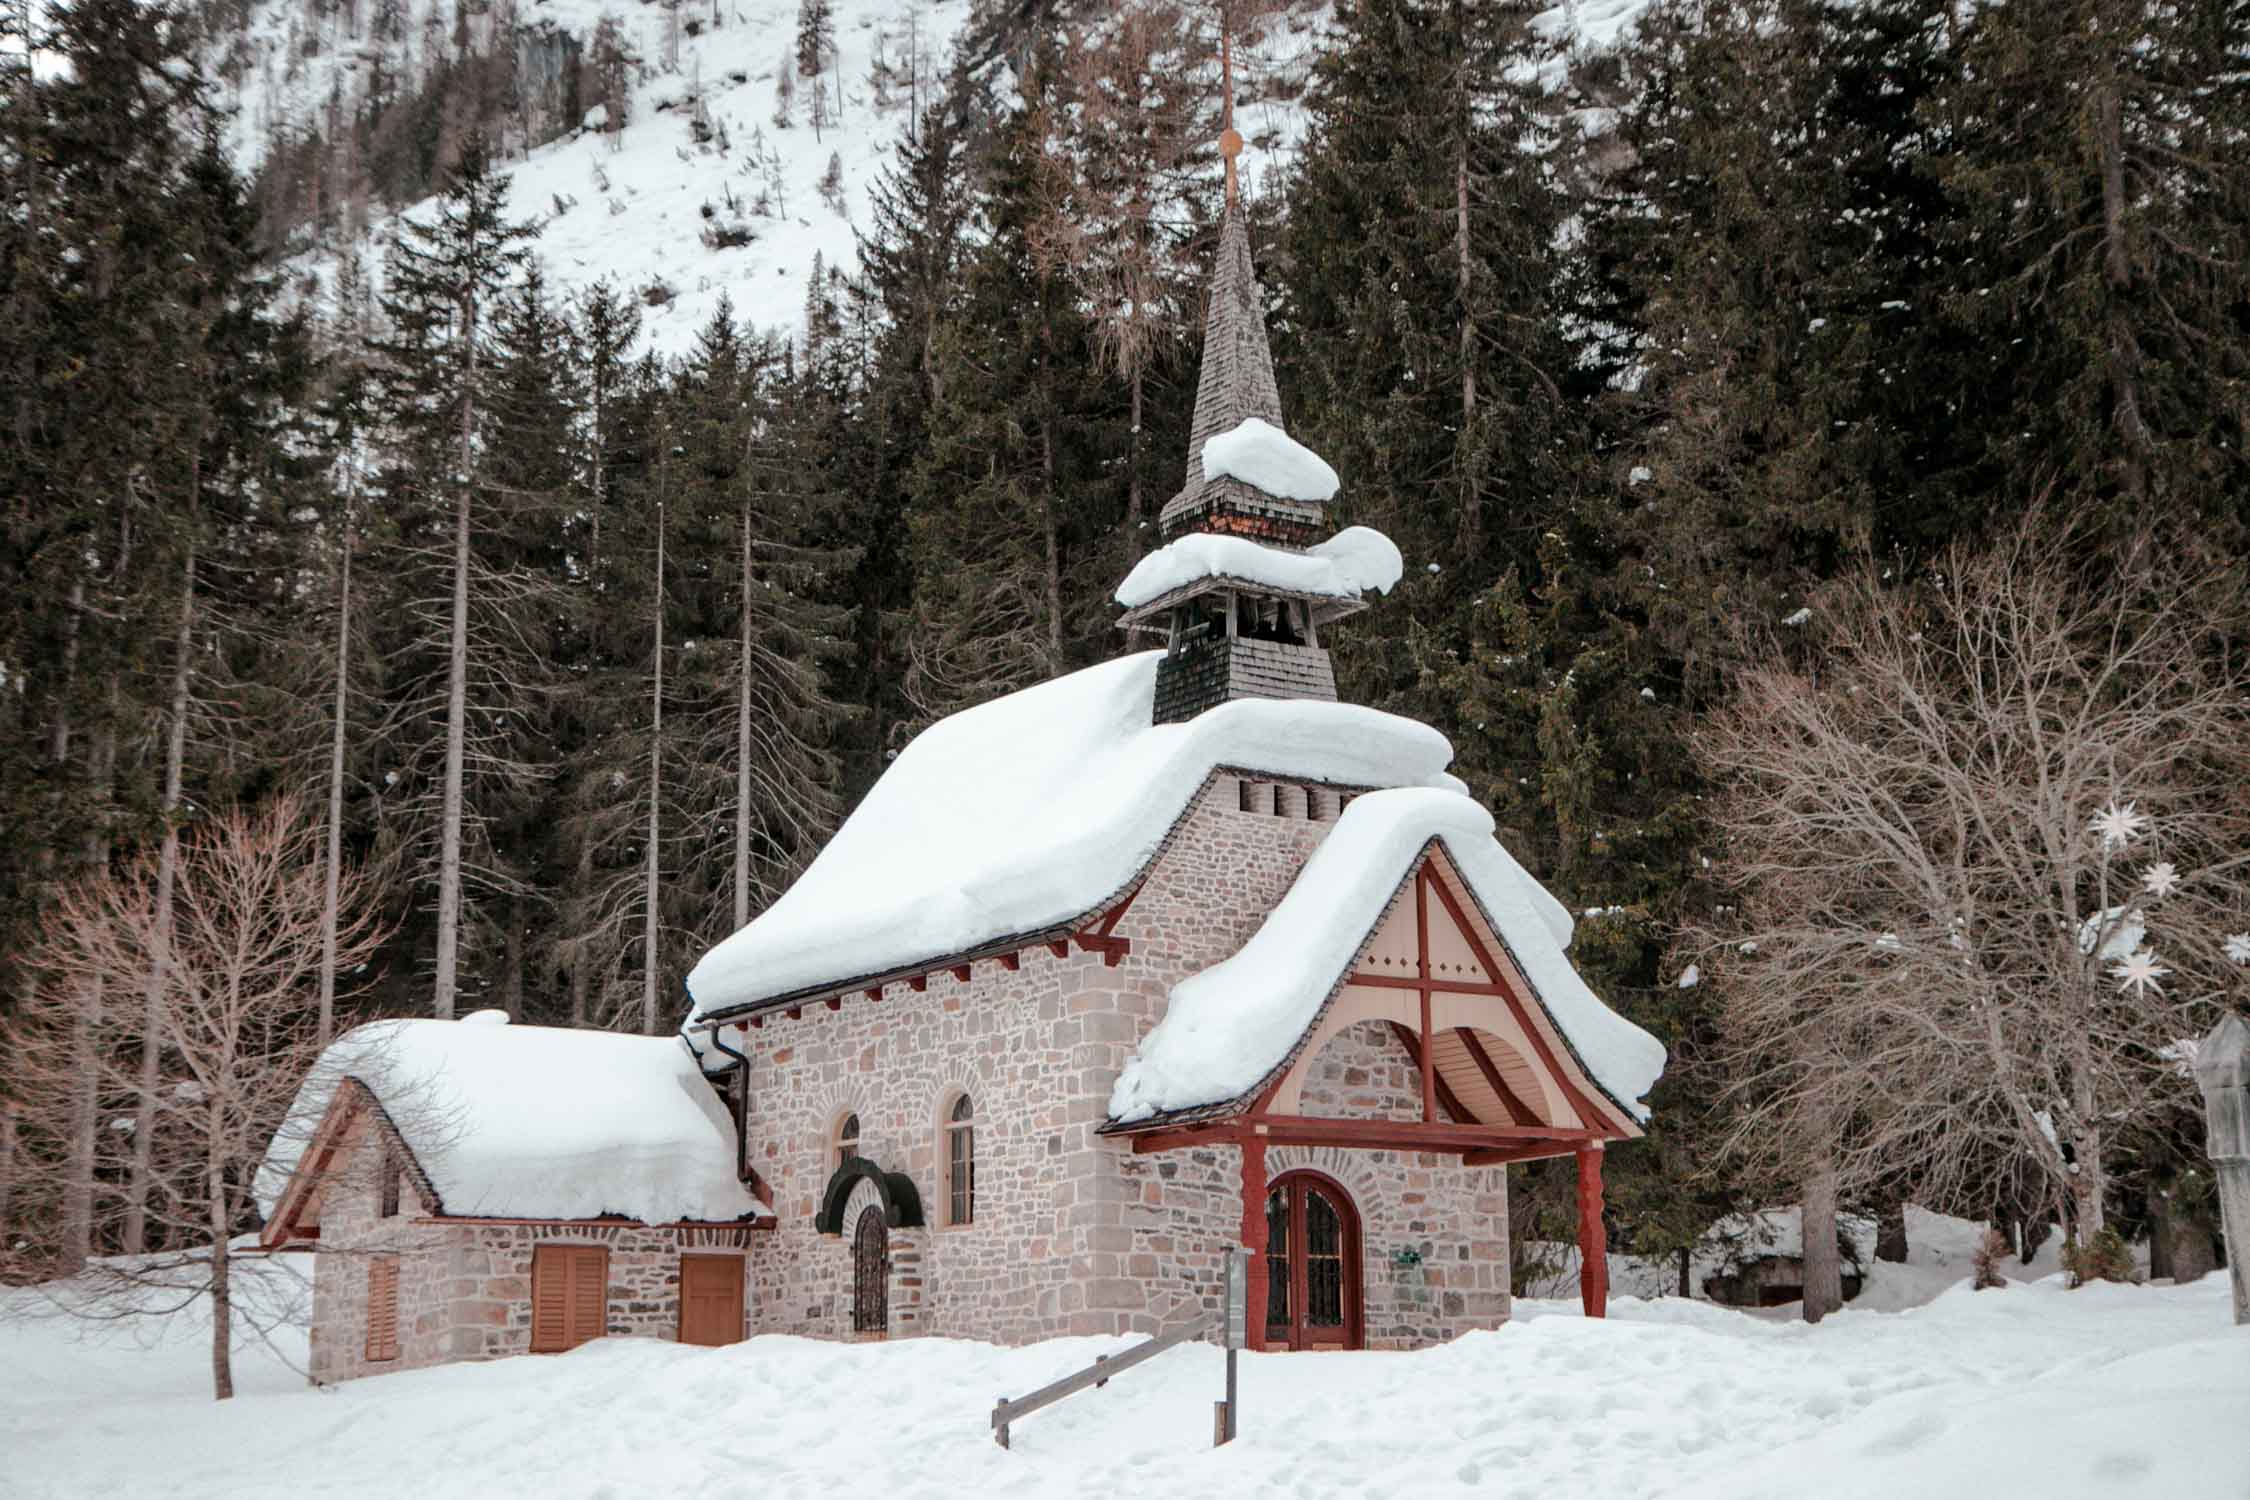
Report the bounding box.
[824,997,841,1011]
[1456,1028,1543,1129]
[909,974,927,993]
[748,1015,764,1029]
[1047,939,1070,960]
[1416,869,1436,1123]
[999,952,1021,972]
[1250,1116,1601,1152]
[951,964,972,984]
[1385,1022,1476,1126]
[1240,1138,1270,1353]
[1460,1140,1582,1167]
[1577,1145,1609,1317]
[1347,973,1513,996]
[864,988,883,1003]
[1127,1120,1242,1154]
[1127,1114,1601,1156]
[785,1005,803,1021]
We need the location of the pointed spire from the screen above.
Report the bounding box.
[1155,15,1320,546]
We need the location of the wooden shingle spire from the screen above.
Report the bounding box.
[1160,22,1310,545]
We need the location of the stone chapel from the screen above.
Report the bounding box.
[257,100,1665,1384]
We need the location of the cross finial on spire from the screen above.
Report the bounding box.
[1219,15,1242,205]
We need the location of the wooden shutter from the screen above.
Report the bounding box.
[365,1256,400,1362]
[531,1245,609,1353]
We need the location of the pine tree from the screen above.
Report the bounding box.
[795,0,833,79]
[1927,0,2250,540]
[367,133,544,1019]
[901,66,1120,725]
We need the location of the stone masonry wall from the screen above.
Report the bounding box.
[741,772,1511,1350]
[742,773,1335,1341]
[306,1117,752,1384]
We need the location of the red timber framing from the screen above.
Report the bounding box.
[1121,846,1630,1324]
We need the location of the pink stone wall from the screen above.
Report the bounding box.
[304,1119,752,1384]
[740,773,1512,1349]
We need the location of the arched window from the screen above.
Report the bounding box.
[833,1111,861,1171]
[944,1094,975,1226]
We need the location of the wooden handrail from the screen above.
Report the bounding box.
[991,1311,1216,1448]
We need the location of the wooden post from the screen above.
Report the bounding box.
[1575,1143,1609,1319]
[1240,1138,1268,1352]
[2192,1013,2250,1325]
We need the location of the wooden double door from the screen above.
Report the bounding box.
[1263,1171,1362,1350]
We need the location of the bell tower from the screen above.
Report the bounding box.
[1115,28,1397,725]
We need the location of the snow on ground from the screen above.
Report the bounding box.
[1525,1205,2075,1314]
[5,1259,2242,1500]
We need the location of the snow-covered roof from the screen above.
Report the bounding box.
[684,652,1458,1022]
[259,1015,765,1226]
[1105,787,1666,1126]
[1115,527,1404,612]
[1199,417,1339,503]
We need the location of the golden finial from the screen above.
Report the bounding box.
[1219,16,1242,205]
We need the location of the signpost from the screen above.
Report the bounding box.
[1216,1247,1250,1445]
[2193,1013,2250,1326]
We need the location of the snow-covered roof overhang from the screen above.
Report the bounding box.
[257,1016,768,1229]
[1103,788,1666,1131]
[682,652,1459,1025]
[1114,527,1403,622]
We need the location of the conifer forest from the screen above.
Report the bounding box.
[4,0,2249,1309]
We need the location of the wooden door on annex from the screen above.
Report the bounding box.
[678,1254,746,1346]
[530,1245,610,1353]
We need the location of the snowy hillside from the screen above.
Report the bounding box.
[207,0,1657,358]
[5,1258,2244,1499]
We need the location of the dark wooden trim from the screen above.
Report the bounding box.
[824,997,841,1011]
[1347,973,1515,996]
[999,952,1021,972]
[1127,1114,1602,1155]
[409,1214,769,1230]
[1415,871,1436,1123]
[1460,1141,1584,1167]
[1457,1028,1544,1129]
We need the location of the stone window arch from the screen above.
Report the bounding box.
[831,1108,862,1171]
[939,1090,975,1226]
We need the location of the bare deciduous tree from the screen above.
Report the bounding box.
[1695,512,2250,1291]
[2,796,388,1398]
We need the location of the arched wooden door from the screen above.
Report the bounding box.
[1263,1171,1361,1350]
[851,1205,889,1336]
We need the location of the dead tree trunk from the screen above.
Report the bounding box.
[1801,1155,1844,1324]
[125,536,198,1254]
[432,477,471,1020]
[733,483,756,933]
[1875,1197,1908,1263]
[60,975,101,1267]
[319,503,354,1047]
[641,501,666,1036]
[206,1125,233,1400]
[433,299,482,1021]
